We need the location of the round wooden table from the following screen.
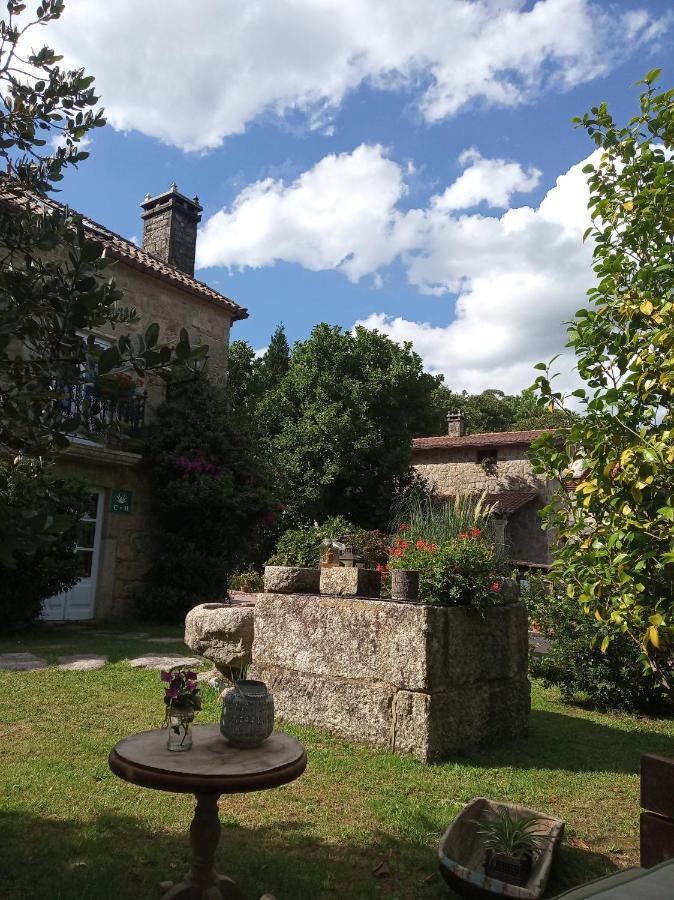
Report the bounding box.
[109,724,307,899]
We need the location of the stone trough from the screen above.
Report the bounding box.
[185,579,530,763]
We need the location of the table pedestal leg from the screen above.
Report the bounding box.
[161,794,242,900]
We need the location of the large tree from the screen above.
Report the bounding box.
[235,323,440,530]
[429,386,576,435]
[532,71,674,693]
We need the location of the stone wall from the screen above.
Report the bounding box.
[507,500,551,563]
[107,263,232,392]
[412,444,555,564]
[55,444,152,620]
[412,444,543,497]
[250,594,530,762]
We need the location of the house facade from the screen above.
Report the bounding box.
[36,184,248,621]
[412,413,553,565]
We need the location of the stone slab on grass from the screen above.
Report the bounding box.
[128,654,202,670]
[146,637,185,644]
[57,654,108,671]
[111,632,151,640]
[0,652,48,671]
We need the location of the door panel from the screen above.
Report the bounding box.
[42,489,104,621]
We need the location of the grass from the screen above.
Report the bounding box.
[1,626,673,899]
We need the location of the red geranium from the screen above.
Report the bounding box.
[398,523,409,532]
[491,581,501,592]
[459,532,469,540]
[471,528,481,537]
[416,540,426,550]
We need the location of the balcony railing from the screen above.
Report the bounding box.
[59,383,147,440]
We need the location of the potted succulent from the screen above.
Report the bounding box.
[161,668,202,752]
[473,805,551,886]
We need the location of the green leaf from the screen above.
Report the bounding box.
[644,68,662,85]
[96,346,120,375]
[144,322,160,348]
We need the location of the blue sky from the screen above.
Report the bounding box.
[51,0,673,393]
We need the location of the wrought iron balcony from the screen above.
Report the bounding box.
[59,383,147,440]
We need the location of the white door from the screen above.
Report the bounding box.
[42,490,104,621]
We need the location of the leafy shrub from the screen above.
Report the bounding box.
[228,570,264,593]
[267,517,357,568]
[138,378,274,624]
[0,458,89,632]
[267,516,391,570]
[385,493,508,605]
[526,576,671,713]
[387,527,507,606]
[390,492,499,546]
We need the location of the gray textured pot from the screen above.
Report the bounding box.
[220,679,274,748]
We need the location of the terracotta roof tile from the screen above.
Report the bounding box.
[0,179,248,320]
[412,428,550,450]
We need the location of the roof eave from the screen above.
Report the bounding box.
[105,248,249,321]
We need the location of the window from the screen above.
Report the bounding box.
[476,446,498,465]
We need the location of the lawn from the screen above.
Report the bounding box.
[1,626,673,900]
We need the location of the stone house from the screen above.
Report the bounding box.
[8,183,249,621]
[412,413,553,565]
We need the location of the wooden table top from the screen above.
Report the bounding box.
[109,725,307,795]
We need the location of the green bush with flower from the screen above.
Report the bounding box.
[267,516,389,569]
[385,495,508,605]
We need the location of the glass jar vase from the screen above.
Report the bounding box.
[166,705,195,752]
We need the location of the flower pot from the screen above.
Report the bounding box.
[220,679,274,748]
[166,705,195,752]
[390,569,419,601]
[485,849,533,887]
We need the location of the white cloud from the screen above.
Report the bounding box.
[196,144,406,280]
[49,133,92,152]
[356,155,599,393]
[433,148,541,211]
[48,0,668,151]
[198,139,597,393]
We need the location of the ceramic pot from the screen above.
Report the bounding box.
[220,680,274,748]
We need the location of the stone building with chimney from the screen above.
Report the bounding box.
[412,413,553,565]
[29,184,248,621]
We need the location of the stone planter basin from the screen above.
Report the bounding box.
[264,565,320,595]
[438,797,565,899]
[184,601,254,675]
[251,595,530,762]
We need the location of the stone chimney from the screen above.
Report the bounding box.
[140,183,203,277]
[447,412,465,437]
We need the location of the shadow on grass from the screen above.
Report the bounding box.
[0,808,616,900]
[472,708,674,775]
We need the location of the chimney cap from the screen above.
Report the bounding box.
[140,185,203,218]
[446,410,466,437]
